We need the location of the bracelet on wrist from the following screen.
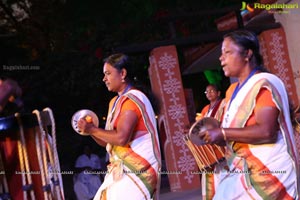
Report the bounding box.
[221,128,227,141]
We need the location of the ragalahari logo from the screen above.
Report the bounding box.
[241,1,299,14]
[241,1,255,12]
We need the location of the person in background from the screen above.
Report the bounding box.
[73,145,102,200]
[201,30,299,199]
[195,84,224,122]
[194,84,227,200]
[0,78,22,114]
[77,53,161,200]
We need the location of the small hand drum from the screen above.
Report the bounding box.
[185,117,225,170]
[71,109,99,136]
[188,117,220,145]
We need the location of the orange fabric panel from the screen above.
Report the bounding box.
[246,88,277,126]
[114,98,147,131]
[201,105,209,116]
[225,82,238,105]
[255,88,277,109]
[226,83,276,126]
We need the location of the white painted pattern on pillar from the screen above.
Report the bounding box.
[157,52,198,183]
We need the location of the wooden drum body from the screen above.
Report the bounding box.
[186,142,225,171]
[184,117,226,171]
[0,110,64,200]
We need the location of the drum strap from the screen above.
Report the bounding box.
[33,109,52,200]
[43,107,64,200]
[38,108,65,200]
[15,113,36,200]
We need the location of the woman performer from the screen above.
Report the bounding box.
[195,84,227,200]
[196,84,224,122]
[201,30,299,199]
[77,53,161,200]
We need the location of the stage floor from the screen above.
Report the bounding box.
[159,174,202,200]
[160,188,202,200]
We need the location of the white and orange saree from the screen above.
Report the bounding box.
[94,89,161,200]
[214,73,299,199]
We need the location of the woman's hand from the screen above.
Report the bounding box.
[195,113,203,121]
[200,128,225,145]
[77,117,96,135]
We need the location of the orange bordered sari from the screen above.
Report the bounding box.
[94,89,161,200]
[214,73,299,200]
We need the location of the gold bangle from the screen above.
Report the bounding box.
[221,128,227,141]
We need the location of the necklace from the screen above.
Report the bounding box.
[224,67,260,125]
[227,67,259,110]
[111,84,132,112]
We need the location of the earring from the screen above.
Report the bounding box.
[122,79,125,83]
[245,57,249,62]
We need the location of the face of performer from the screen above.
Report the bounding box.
[219,37,247,78]
[102,62,126,93]
[205,85,220,102]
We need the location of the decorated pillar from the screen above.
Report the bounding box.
[258,27,298,107]
[274,0,300,105]
[148,45,200,192]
